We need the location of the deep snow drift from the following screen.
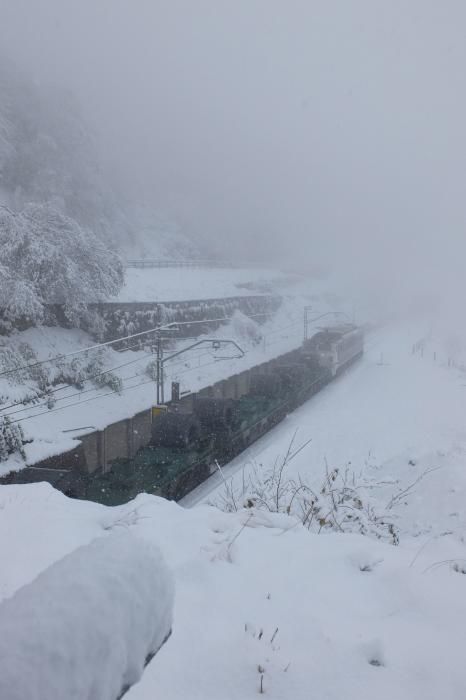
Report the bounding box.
[0,531,173,700]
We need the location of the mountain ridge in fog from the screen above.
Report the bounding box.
[0,55,200,261]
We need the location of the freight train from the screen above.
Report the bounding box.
[3,324,364,505]
[79,323,364,505]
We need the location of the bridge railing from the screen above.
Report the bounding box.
[125,259,235,269]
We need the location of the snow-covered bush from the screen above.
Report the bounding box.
[0,345,123,416]
[0,531,174,700]
[78,351,123,394]
[16,342,49,390]
[51,350,122,394]
[0,203,123,327]
[0,415,26,462]
[0,341,37,384]
[229,310,263,345]
[213,450,400,545]
[93,371,123,394]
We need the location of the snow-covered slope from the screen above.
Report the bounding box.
[0,530,173,700]
[1,482,465,700]
[185,322,466,542]
[114,266,300,302]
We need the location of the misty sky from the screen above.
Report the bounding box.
[1,0,466,307]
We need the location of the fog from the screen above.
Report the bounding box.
[1,0,466,316]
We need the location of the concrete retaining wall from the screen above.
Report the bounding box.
[130,411,152,456]
[94,295,281,344]
[17,345,298,476]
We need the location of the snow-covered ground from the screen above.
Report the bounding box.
[2,320,466,698]
[114,266,301,302]
[0,530,173,700]
[184,322,466,542]
[1,477,466,699]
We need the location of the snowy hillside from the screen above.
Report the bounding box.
[0,56,202,290]
[115,267,300,302]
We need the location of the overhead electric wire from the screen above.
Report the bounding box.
[0,323,178,379]
[10,349,244,425]
[9,376,158,425]
[1,341,236,419]
[3,368,148,419]
[1,315,261,412]
[0,348,156,414]
[7,346,247,424]
[0,310,274,380]
[261,320,301,337]
[10,333,381,427]
[2,346,214,418]
[167,311,274,327]
[7,316,377,427]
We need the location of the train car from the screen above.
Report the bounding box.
[302,324,364,377]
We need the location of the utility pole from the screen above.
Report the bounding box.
[155,338,245,405]
[304,309,350,342]
[303,306,313,342]
[155,330,163,405]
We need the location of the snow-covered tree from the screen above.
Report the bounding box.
[0,204,123,327]
[0,415,26,462]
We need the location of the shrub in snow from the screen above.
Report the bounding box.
[95,371,123,394]
[0,341,47,390]
[52,350,122,394]
[213,438,400,545]
[0,344,123,418]
[0,531,174,700]
[54,355,88,390]
[0,415,26,462]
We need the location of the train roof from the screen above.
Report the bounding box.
[314,323,361,336]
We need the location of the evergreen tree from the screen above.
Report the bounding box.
[0,416,26,462]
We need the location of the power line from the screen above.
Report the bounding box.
[0,323,178,380]
[3,367,149,419]
[172,311,273,326]
[9,346,246,425]
[262,320,301,337]
[11,333,379,427]
[0,347,156,414]
[10,376,157,425]
[1,337,245,418]
[6,343,246,423]
[0,311,274,381]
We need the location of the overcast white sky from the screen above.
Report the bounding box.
[1,1,466,311]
